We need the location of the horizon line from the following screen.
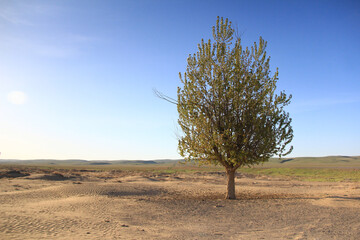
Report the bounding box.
[0,155,359,161]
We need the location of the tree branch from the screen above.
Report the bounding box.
[153,88,178,105]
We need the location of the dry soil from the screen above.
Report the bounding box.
[0,169,359,239]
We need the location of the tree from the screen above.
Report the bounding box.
[158,17,293,199]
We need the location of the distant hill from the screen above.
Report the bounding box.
[0,159,181,166]
[265,156,360,168]
[0,156,359,168]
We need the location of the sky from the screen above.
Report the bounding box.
[0,0,359,160]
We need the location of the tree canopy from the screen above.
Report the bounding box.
[161,17,293,199]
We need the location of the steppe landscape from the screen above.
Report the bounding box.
[1,1,359,239]
[0,157,359,239]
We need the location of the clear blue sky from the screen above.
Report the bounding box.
[0,0,359,160]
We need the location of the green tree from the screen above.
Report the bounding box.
[159,17,293,199]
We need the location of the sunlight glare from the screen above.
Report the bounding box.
[7,91,27,105]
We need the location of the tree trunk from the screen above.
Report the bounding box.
[225,168,236,199]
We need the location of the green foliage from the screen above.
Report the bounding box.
[177,17,293,170]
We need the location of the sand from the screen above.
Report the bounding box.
[0,168,359,239]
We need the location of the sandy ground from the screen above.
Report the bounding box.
[0,168,359,240]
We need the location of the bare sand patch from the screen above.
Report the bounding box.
[0,168,359,239]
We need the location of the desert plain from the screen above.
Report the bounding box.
[0,159,359,240]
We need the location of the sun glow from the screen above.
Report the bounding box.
[7,91,27,105]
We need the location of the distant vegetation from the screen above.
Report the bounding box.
[238,168,360,182]
[1,156,359,168]
[1,156,359,182]
[263,156,360,168]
